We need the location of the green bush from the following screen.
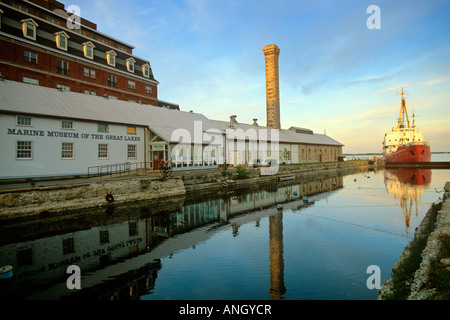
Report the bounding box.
[235,165,248,180]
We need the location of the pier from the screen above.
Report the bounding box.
[385,162,450,169]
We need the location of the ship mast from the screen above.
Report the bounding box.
[397,88,411,129]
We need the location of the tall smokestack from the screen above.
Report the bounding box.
[263,44,281,129]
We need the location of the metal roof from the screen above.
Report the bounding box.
[0,80,343,147]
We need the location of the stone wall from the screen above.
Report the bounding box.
[379,181,450,300]
[0,177,185,220]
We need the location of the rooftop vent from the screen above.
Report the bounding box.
[288,126,313,135]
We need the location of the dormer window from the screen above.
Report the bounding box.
[106,50,116,67]
[126,57,135,73]
[54,31,69,51]
[21,18,38,40]
[82,41,95,59]
[142,63,151,78]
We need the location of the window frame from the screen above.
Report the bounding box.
[54,31,69,51]
[106,50,117,67]
[126,57,135,73]
[16,141,33,160]
[127,126,136,135]
[61,119,74,130]
[127,144,137,159]
[57,59,69,76]
[142,63,150,78]
[23,50,38,64]
[82,41,95,59]
[16,115,32,126]
[128,80,136,90]
[107,74,117,88]
[61,142,74,159]
[98,123,109,133]
[21,18,38,41]
[98,143,109,159]
[22,76,39,85]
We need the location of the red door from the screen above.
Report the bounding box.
[153,151,164,169]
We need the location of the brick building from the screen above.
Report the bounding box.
[0,0,160,105]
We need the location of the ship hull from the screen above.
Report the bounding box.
[384,143,431,163]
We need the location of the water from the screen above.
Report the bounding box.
[0,166,449,300]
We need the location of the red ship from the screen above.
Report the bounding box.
[382,89,431,163]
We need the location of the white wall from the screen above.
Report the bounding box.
[0,114,145,179]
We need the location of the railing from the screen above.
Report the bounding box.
[87,162,153,178]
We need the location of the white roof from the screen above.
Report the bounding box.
[209,120,343,146]
[0,80,343,147]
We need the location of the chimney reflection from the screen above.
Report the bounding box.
[269,211,286,300]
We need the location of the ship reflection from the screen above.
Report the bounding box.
[384,168,431,235]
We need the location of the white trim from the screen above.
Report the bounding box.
[82,41,95,59]
[106,50,117,67]
[54,31,69,51]
[21,18,38,40]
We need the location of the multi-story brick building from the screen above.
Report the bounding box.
[0,0,160,106]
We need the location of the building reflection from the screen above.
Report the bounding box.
[384,168,432,234]
[0,176,342,300]
[269,211,286,300]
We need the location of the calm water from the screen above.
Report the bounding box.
[0,166,449,300]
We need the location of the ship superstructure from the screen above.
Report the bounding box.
[382,89,431,162]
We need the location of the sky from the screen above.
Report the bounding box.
[62,0,450,153]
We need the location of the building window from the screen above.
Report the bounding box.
[14,4,28,12]
[99,230,109,244]
[98,123,109,133]
[145,85,152,94]
[82,41,95,59]
[17,141,32,159]
[23,76,39,85]
[83,68,95,79]
[21,18,38,40]
[128,80,135,89]
[107,74,117,88]
[106,50,116,66]
[126,58,135,72]
[17,248,33,267]
[98,144,108,158]
[57,59,69,76]
[127,144,137,159]
[16,115,32,126]
[23,50,37,64]
[127,126,136,134]
[47,16,59,25]
[54,31,69,51]
[129,221,138,236]
[63,238,75,254]
[84,90,96,95]
[142,63,151,78]
[57,84,70,91]
[61,142,74,159]
[61,119,73,129]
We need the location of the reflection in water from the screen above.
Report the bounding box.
[269,211,286,300]
[384,169,431,235]
[0,175,342,300]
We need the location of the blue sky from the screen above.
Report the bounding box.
[64,0,450,153]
